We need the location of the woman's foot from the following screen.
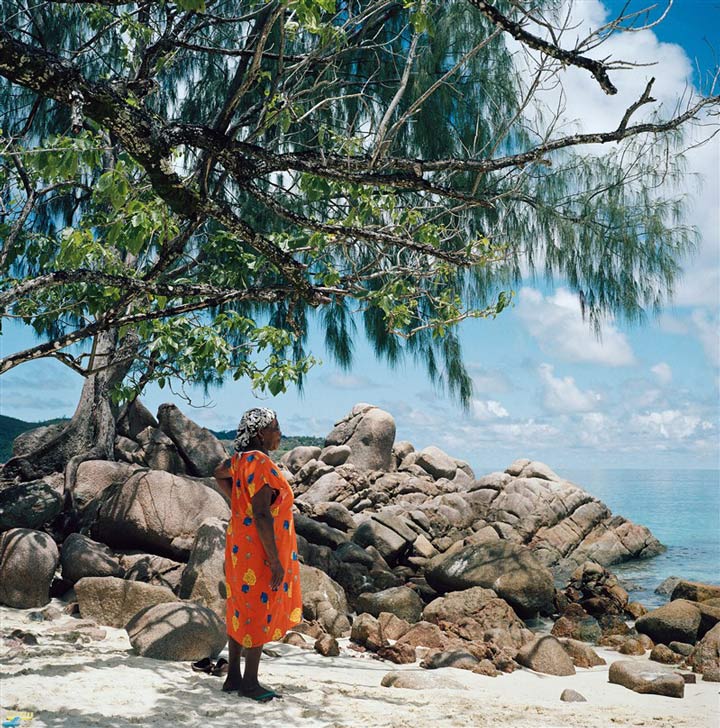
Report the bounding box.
[221,673,243,693]
[241,681,282,702]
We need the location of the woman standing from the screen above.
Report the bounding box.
[213,407,302,702]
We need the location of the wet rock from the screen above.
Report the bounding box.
[655,576,681,596]
[670,580,720,604]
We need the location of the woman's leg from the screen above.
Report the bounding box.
[222,635,243,692]
[240,646,280,700]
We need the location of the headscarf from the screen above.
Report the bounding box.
[233,407,277,452]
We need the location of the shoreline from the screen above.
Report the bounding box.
[2,601,718,728]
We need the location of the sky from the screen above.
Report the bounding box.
[1,0,718,476]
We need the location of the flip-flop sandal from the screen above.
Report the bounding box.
[191,657,215,673]
[211,657,229,676]
[246,688,282,702]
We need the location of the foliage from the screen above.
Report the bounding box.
[0,0,717,408]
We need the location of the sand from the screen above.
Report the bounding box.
[1,602,718,728]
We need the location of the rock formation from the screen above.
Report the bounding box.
[0,400,697,678]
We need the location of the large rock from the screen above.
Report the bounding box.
[515,636,576,676]
[560,639,606,668]
[608,660,685,698]
[138,427,187,474]
[60,533,124,584]
[319,445,351,467]
[120,553,185,593]
[0,479,64,530]
[282,446,322,473]
[91,469,229,559]
[72,460,142,511]
[688,622,720,675]
[414,447,457,480]
[352,516,413,565]
[294,513,348,548]
[325,404,395,471]
[157,403,228,477]
[297,471,354,506]
[636,601,702,645]
[117,398,159,440]
[11,422,66,457]
[426,541,554,618]
[75,576,179,628]
[356,587,424,623]
[300,564,348,614]
[126,601,226,660]
[423,587,531,650]
[671,581,720,604]
[178,517,227,619]
[0,528,59,608]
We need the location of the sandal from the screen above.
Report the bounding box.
[211,657,229,676]
[245,688,282,702]
[191,657,215,674]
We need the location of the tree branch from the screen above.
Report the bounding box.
[467,0,618,94]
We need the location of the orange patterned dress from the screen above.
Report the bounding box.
[225,450,302,647]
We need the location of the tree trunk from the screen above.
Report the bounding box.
[2,329,139,486]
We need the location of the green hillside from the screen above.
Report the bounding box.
[0,414,69,462]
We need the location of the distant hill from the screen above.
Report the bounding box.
[211,430,325,457]
[0,414,323,463]
[0,414,70,462]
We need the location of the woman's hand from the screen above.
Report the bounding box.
[269,559,284,591]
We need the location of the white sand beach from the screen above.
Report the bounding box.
[2,602,718,728]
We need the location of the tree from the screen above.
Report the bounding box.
[0,0,717,483]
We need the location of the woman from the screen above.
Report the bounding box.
[213,407,302,701]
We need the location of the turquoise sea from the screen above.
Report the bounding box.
[563,468,720,609]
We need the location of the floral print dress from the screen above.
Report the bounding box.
[225,451,302,647]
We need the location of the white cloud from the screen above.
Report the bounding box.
[651,362,673,385]
[538,363,601,413]
[631,410,710,440]
[471,399,509,420]
[517,287,636,366]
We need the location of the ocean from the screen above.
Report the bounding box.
[563,468,720,609]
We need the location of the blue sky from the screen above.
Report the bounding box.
[1,0,718,475]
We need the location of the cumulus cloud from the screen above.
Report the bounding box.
[538,363,602,413]
[631,410,711,440]
[472,399,509,420]
[651,362,673,385]
[517,288,636,366]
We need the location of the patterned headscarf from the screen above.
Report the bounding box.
[233,407,277,452]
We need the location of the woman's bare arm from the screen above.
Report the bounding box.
[213,457,233,501]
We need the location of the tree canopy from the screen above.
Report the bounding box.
[1,0,718,414]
